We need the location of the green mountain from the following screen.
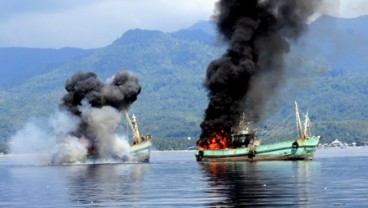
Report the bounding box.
[0,28,223,152]
[1,16,368,152]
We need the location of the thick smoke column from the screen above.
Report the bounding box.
[198,0,321,147]
[59,69,141,158]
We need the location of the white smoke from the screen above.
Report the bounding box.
[9,110,82,164]
[9,103,131,165]
[51,135,88,164]
[81,103,130,160]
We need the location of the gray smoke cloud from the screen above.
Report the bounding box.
[81,104,130,159]
[198,0,323,147]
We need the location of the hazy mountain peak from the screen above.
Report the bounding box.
[170,21,216,45]
[184,20,216,36]
[112,29,167,45]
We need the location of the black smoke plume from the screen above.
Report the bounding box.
[59,69,141,155]
[61,69,141,115]
[198,0,322,144]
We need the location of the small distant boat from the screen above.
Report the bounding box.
[195,102,320,162]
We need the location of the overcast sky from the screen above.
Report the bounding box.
[0,0,367,49]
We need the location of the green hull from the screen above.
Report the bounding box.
[196,136,320,162]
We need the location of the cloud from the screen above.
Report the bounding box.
[308,0,368,21]
[0,0,367,49]
[0,0,216,48]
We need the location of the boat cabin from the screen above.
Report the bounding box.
[230,126,256,148]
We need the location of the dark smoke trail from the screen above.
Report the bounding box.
[198,0,321,147]
[59,69,141,155]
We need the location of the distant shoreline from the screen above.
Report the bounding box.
[2,147,368,158]
[314,146,368,158]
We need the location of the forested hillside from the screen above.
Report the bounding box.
[0,15,367,152]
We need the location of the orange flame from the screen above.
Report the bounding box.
[197,130,233,150]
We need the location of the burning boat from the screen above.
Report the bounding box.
[194,1,324,162]
[195,102,320,162]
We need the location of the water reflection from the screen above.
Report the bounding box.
[199,161,320,207]
[65,164,150,205]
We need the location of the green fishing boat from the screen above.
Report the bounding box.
[195,102,320,162]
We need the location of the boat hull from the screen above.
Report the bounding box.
[196,136,320,162]
[129,140,152,163]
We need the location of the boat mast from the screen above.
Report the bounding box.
[295,101,305,140]
[303,110,309,139]
[124,110,141,144]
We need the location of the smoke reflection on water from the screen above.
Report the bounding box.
[199,161,320,207]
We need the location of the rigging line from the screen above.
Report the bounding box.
[263,113,293,137]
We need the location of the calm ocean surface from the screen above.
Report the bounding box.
[1,148,368,207]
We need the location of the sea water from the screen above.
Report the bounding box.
[1,148,368,207]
